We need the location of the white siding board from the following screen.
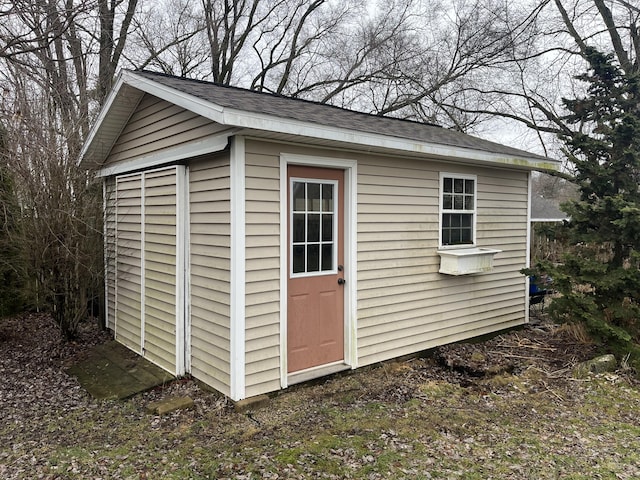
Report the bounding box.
[115,174,143,353]
[104,177,117,330]
[189,153,232,397]
[106,94,228,167]
[356,157,529,367]
[143,167,177,374]
[243,146,281,397]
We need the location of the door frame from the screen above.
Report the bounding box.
[279,153,358,389]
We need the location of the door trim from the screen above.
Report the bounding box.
[279,153,358,389]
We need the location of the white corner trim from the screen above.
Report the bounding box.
[140,174,146,356]
[346,161,358,369]
[525,171,532,323]
[175,165,188,376]
[230,136,246,401]
[183,166,192,374]
[279,156,288,389]
[96,133,233,177]
[102,179,109,331]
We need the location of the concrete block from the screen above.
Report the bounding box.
[147,396,194,415]
[234,394,270,412]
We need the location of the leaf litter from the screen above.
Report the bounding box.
[1,312,640,479]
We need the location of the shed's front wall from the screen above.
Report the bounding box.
[189,152,233,397]
[242,140,529,396]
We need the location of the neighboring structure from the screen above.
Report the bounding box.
[531,195,569,223]
[79,70,560,401]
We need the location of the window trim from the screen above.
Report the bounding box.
[439,172,477,249]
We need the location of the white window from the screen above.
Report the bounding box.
[440,173,476,247]
[290,178,337,276]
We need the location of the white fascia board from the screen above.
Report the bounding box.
[79,72,132,167]
[96,133,231,177]
[125,71,225,124]
[221,109,559,171]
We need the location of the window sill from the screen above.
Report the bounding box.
[437,247,502,275]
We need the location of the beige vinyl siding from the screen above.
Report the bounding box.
[357,157,528,366]
[107,94,230,167]
[115,174,143,353]
[104,177,117,331]
[143,168,178,373]
[244,142,281,398]
[189,153,232,397]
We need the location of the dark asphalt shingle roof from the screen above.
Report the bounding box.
[135,70,549,162]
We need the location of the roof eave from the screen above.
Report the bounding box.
[80,70,560,172]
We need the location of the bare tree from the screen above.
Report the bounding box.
[434,0,640,152]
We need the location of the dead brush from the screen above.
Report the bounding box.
[554,322,594,344]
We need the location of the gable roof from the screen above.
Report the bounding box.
[79,70,559,172]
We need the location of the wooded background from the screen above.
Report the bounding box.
[0,0,638,335]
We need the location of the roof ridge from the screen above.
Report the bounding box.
[132,69,444,130]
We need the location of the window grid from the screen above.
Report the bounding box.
[441,176,475,246]
[291,179,336,275]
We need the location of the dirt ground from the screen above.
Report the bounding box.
[2,311,639,479]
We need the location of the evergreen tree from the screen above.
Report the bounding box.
[533,48,640,348]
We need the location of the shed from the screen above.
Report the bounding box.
[79,70,560,401]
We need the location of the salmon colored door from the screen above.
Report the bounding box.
[287,165,345,373]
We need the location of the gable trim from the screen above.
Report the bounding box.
[97,132,233,177]
[83,71,559,173]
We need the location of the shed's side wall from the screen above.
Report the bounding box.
[241,140,529,387]
[115,174,143,352]
[107,94,230,167]
[244,144,281,398]
[104,177,116,331]
[189,153,232,397]
[143,168,178,373]
[357,158,528,365]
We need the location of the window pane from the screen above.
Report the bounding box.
[450,229,461,244]
[465,180,474,194]
[454,195,464,210]
[293,245,305,273]
[321,244,333,271]
[443,194,452,210]
[307,244,319,272]
[293,182,305,211]
[461,228,472,244]
[293,213,305,242]
[322,184,333,212]
[454,178,464,193]
[307,183,320,211]
[451,214,461,227]
[443,177,452,192]
[322,214,333,241]
[442,213,450,227]
[307,214,320,242]
[464,196,474,210]
[462,214,472,227]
